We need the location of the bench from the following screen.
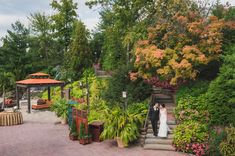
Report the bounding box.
[32,100,52,110]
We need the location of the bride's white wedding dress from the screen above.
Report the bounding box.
[158,108,170,137]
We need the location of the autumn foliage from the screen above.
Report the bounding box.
[134,11,224,85]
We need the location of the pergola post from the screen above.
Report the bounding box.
[48,86,51,101]
[16,85,19,109]
[27,87,31,113]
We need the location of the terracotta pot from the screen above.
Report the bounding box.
[60,118,67,124]
[116,137,127,148]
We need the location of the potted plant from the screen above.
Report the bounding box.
[50,98,68,124]
[79,123,92,145]
[100,107,144,148]
[69,120,78,141]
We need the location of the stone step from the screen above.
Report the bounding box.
[145,137,173,144]
[147,128,174,134]
[154,93,173,99]
[148,124,176,129]
[161,103,176,107]
[145,133,174,139]
[148,120,176,125]
[141,131,147,135]
[155,99,174,103]
[144,144,175,151]
[140,134,145,139]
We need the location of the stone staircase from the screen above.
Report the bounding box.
[143,90,177,151]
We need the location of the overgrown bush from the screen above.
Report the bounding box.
[100,106,145,145]
[206,49,235,126]
[176,80,210,103]
[173,121,209,155]
[175,81,210,124]
[174,81,211,155]
[175,94,209,123]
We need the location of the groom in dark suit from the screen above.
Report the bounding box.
[149,103,160,136]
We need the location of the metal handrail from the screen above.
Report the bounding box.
[143,94,153,131]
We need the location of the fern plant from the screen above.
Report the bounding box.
[100,106,144,146]
[50,98,68,119]
[219,126,235,156]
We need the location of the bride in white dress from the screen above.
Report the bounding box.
[158,103,170,138]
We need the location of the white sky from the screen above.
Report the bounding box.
[0,0,234,42]
[0,0,101,41]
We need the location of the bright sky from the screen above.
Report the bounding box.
[0,0,234,42]
[0,0,100,41]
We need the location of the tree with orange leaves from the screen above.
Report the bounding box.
[134,11,225,85]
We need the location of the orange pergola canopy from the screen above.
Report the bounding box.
[16,72,64,86]
[16,72,65,113]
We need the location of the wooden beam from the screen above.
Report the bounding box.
[16,84,28,88]
[48,86,51,101]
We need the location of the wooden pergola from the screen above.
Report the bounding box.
[16,72,65,113]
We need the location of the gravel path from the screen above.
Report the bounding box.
[0,103,187,156]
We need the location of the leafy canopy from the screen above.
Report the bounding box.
[134,11,224,85]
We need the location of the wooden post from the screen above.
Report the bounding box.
[27,87,31,113]
[48,86,51,101]
[64,89,71,100]
[16,86,19,109]
[68,88,71,99]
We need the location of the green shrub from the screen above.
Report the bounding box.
[79,123,85,139]
[173,121,209,153]
[103,65,151,106]
[206,50,235,126]
[65,81,83,98]
[89,77,109,106]
[175,94,209,123]
[100,106,145,145]
[219,126,235,156]
[176,80,210,103]
[42,86,61,101]
[208,130,226,156]
[127,100,148,125]
[50,98,68,119]
[70,120,78,136]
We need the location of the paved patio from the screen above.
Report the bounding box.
[0,101,187,156]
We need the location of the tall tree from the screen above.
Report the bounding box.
[134,11,224,85]
[0,21,31,80]
[63,20,91,80]
[89,31,104,63]
[50,0,78,59]
[87,0,156,70]
[0,71,15,109]
[29,12,56,69]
